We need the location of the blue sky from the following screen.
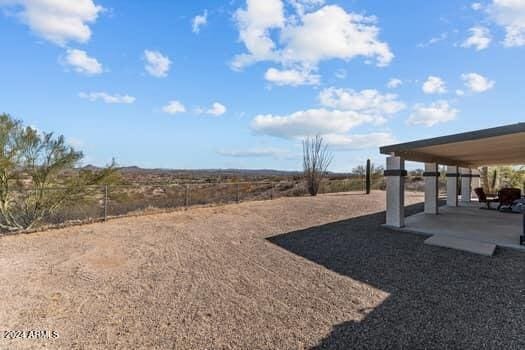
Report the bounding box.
[0,0,523,171]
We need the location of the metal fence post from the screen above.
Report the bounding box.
[366,159,371,194]
[521,210,524,245]
[236,183,240,203]
[270,183,274,200]
[104,184,108,221]
[185,184,190,207]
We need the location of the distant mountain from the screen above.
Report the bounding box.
[116,167,303,176]
[80,165,351,177]
[81,164,104,171]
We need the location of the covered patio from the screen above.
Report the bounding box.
[380,123,525,255]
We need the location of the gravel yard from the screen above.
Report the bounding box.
[0,191,523,349]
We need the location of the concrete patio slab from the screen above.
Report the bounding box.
[424,235,496,256]
[402,204,524,251]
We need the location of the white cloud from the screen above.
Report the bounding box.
[63,48,102,75]
[334,69,347,79]
[192,10,208,34]
[319,88,405,116]
[488,0,525,47]
[456,89,465,96]
[0,0,103,46]
[232,0,285,69]
[461,26,492,50]
[251,108,378,139]
[250,85,405,145]
[218,148,290,158]
[144,50,171,78]
[323,132,396,150]
[280,5,393,67]
[418,32,447,48]
[264,67,320,86]
[472,2,483,10]
[461,72,495,92]
[407,101,458,127]
[195,102,227,116]
[67,137,84,148]
[288,0,325,16]
[387,78,402,88]
[206,102,227,116]
[162,100,186,115]
[79,92,135,104]
[422,76,447,94]
[232,2,393,81]
[250,84,403,149]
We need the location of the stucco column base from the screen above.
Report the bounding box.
[424,163,439,214]
[446,166,459,207]
[460,168,472,203]
[385,156,406,228]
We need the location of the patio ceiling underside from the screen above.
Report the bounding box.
[380,123,525,167]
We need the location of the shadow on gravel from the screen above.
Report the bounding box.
[267,203,525,349]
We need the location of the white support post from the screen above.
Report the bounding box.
[385,156,406,228]
[424,163,439,214]
[460,168,472,203]
[446,165,459,207]
[471,168,481,194]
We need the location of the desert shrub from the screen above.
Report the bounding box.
[0,114,117,231]
[303,135,333,196]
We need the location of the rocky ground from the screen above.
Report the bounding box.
[0,191,523,349]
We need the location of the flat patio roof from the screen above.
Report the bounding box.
[380,122,525,167]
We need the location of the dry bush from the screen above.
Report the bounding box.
[303,135,333,196]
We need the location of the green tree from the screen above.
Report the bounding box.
[0,114,118,231]
[497,165,525,189]
[351,163,384,176]
[480,165,525,193]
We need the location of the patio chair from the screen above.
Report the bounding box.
[473,187,499,209]
[497,188,522,211]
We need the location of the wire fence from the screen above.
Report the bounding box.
[95,177,375,220]
[1,174,435,232]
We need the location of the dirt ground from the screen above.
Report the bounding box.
[0,191,523,349]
